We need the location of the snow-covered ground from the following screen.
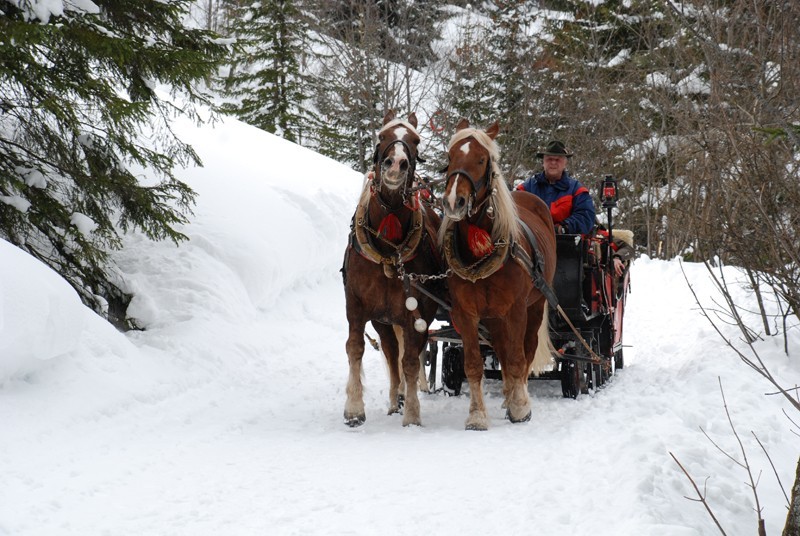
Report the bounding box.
[2,114,799,535]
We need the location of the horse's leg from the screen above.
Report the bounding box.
[394,326,429,394]
[488,304,532,424]
[400,328,428,427]
[417,350,430,393]
[345,317,368,426]
[392,325,407,403]
[454,311,489,430]
[374,321,402,415]
[483,318,513,408]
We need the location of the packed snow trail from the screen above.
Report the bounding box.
[1,117,798,535]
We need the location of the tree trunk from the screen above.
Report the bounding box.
[784,455,800,536]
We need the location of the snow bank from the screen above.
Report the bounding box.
[0,239,87,381]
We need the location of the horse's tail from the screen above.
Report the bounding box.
[530,300,556,377]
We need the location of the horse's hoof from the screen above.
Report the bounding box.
[344,413,366,427]
[403,421,422,428]
[506,409,531,423]
[465,423,488,431]
[387,407,401,416]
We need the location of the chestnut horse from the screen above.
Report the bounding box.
[341,110,443,427]
[439,119,557,430]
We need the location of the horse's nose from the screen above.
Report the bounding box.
[384,156,408,170]
[445,181,468,216]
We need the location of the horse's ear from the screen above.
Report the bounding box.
[383,109,396,126]
[456,118,470,131]
[486,121,500,140]
[407,112,418,129]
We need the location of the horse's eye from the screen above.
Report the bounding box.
[379,134,384,141]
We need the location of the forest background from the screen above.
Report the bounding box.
[204,0,800,333]
[3,0,798,329]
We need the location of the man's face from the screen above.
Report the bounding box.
[543,155,567,182]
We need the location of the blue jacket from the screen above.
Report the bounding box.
[517,171,596,235]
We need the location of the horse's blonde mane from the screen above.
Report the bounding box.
[440,128,521,245]
[379,119,419,138]
[357,173,373,208]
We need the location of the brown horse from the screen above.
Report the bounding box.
[341,110,443,427]
[439,119,557,430]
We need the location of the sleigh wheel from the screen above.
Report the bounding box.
[442,345,465,395]
[560,360,582,399]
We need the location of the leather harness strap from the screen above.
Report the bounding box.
[514,218,559,309]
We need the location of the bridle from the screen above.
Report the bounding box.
[443,141,495,219]
[370,137,426,209]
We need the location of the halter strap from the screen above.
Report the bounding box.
[446,158,494,220]
[446,167,487,196]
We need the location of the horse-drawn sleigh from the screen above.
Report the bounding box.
[341,111,632,430]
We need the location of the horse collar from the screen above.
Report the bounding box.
[442,224,511,283]
[352,200,425,272]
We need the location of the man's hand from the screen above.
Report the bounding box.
[613,256,625,276]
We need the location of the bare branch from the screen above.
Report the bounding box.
[670,451,729,535]
[717,378,766,533]
[700,426,744,468]
[752,431,791,507]
[680,261,800,412]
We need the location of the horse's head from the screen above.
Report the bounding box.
[442,119,500,221]
[372,110,422,198]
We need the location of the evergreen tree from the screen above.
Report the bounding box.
[439,11,495,127]
[220,0,310,143]
[306,2,395,171]
[535,0,675,251]
[484,0,540,182]
[305,0,444,171]
[387,0,442,70]
[0,0,229,328]
[311,43,384,172]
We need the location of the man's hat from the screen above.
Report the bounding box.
[536,140,573,158]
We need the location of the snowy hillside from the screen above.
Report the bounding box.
[1,113,799,535]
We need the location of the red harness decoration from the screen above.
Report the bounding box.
[377,214,403,243]
[467,224,494,257]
